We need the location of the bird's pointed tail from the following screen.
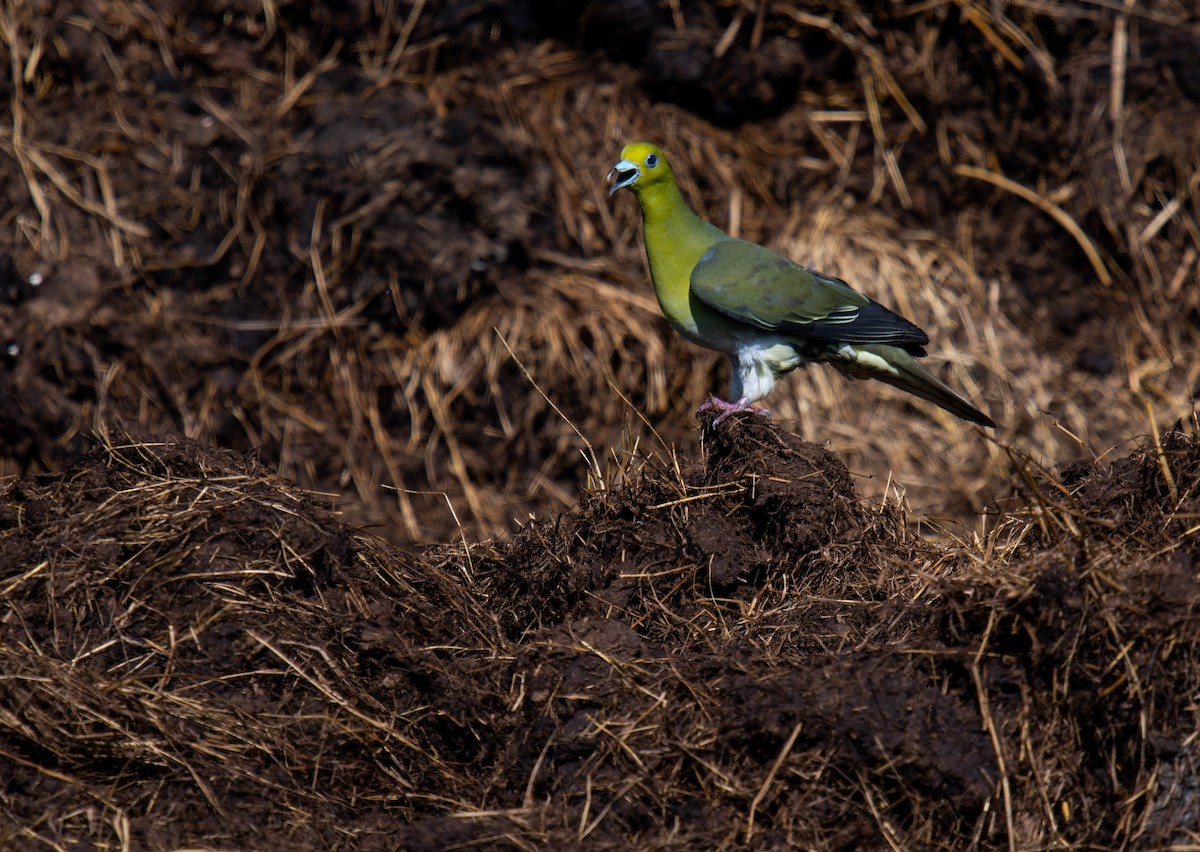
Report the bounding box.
[842,344,996,428]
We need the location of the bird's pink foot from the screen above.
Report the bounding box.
[697,396,770,425]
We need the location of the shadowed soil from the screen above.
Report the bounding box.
[1,419,1198,848]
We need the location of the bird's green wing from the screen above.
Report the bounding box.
[690,238,930,348]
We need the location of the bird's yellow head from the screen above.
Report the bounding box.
[608,142,673,197]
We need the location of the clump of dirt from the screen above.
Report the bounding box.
[269,91,554,332]
[0,429,509,847]
[478,414,869,637]
[2,421,1196,848]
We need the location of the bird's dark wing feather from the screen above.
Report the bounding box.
[781,298,929,354]
[690,239,929,352]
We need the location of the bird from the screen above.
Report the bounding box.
[608,142,996,428]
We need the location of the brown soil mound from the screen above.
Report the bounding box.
[2,419,1197,848]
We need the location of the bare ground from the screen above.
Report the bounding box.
[2,419,1199,848]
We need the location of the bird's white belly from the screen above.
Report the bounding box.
[729,336,806,403]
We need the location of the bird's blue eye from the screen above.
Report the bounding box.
[646,153,659,167]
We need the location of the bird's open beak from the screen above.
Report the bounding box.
[607,160,639,196]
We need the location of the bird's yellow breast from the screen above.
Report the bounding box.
[635,181,734,349]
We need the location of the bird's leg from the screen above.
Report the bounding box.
[697,396,770,425]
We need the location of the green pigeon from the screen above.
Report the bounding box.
[608,142,996,428]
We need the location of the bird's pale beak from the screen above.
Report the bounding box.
[607,160,639,196]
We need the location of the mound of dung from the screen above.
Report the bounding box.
[478,414,868,637]
[1,421,1198,848]
[0,432,508,847]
